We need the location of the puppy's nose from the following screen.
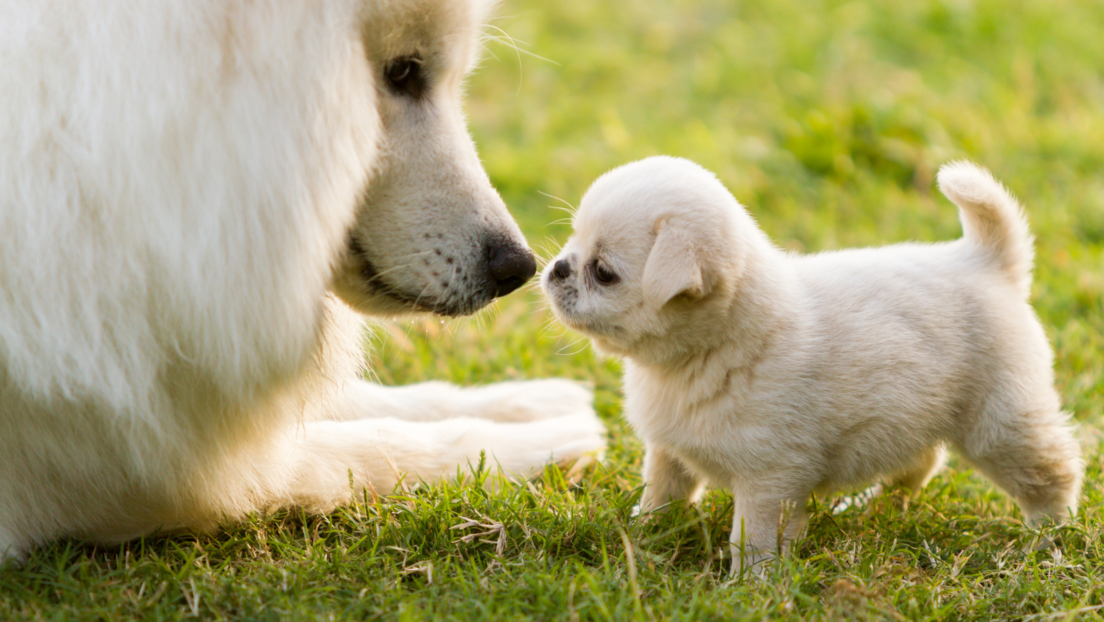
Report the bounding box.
[487,239,537,297]
[552,259,571,280]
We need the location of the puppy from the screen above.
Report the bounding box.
[543,156,1083,569]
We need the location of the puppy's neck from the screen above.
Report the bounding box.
[629,246,800,377]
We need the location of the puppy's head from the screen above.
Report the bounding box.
[542,157,758,362]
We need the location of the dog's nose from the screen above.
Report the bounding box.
[487,240,537,297]
[552,259,571,280]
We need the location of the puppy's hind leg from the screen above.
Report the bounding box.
[832,444,947,515]
[958,407,1083,525]
[888,444,948,491]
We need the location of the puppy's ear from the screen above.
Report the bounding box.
[642,219,704,308]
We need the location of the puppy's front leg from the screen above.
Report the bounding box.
[729,490,808,574]
[636,443,705,515]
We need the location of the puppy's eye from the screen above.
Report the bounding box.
[385,56,425,99]
[594,262,619,285]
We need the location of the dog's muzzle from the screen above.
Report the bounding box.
[487,238,537,297]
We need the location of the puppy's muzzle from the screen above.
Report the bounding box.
[550,259,571,281]
[487,238,537,297]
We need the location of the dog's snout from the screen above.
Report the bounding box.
[552,259,571,281]
[487,240,537,297]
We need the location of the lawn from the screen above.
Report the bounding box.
[3,0,1103,619]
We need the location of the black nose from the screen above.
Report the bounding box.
[552,259,571,280]
[487,239,537,297]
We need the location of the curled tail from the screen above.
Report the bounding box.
[937,161,1034,296]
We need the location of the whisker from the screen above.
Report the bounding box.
[538,321,565,340]
[482,25,560,65]
[556,336,590,357]
[354,250,436,287]
[533,240,559,261]
[538,191,578,215]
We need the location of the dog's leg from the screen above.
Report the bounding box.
[958,408,1083,524]
[330,378,595,423]
[280,413,606,511]
[728,489,808,574]
[635,444,705,515]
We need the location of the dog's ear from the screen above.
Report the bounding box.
[642,219,704,308]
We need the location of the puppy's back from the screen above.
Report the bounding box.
[783,164,1050,446]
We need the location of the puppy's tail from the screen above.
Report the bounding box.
[938,161,1034,296]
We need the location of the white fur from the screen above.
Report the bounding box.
[0,0,605,564]
[543,156,1082,570]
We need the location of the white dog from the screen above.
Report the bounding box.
[0,0,606,564]
[543,156,1082,569]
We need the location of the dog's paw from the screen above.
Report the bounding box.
[463,378,596,422]
[486,410,607,480]
[545,410,608,463]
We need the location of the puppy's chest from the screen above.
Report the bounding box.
[624,365,766,473]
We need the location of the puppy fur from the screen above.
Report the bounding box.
[543,156,1083,569]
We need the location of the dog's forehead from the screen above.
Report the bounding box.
[361,0,494,70]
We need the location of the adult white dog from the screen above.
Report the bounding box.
[0,0,604,563]
[543,156,1082,570]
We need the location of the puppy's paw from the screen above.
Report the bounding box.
[0,530,30,569]
[630,503,662,525]
[632,495,673,521]
[729,546,777,579]
[830,483,884,515]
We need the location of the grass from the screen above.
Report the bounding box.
[3,0,1104,619]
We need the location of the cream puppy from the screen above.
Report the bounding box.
[542,156,1083,569]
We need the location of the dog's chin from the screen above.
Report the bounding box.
[333,254,494,318]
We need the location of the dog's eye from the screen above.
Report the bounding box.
[593,262,619,285]
[385,56,425,99]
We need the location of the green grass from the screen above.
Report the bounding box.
[4,0,1104,619]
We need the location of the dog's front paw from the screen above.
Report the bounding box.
[464,378,595,422]
[487,410,607,481]
[548,410,608,465]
